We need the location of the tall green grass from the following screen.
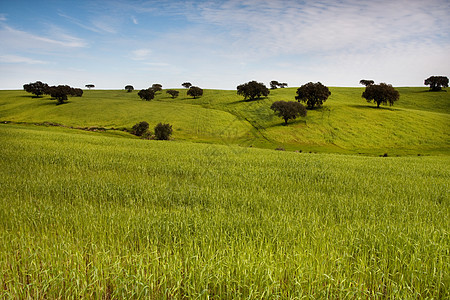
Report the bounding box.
[1,124,448,298]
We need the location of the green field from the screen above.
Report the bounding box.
[1,87,448,154]
[0,87,449,298]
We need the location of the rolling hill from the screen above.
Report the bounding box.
[0,87,448,155]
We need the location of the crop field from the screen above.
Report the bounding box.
[0,124,449,298]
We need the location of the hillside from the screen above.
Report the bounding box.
[0,87,448,155]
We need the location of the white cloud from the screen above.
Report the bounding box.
[0,14,7,22]
[131,16,138,25]
[0,55,48,65]
[188,0,450,58]
[0,25,87,49]
[130,49,152,60]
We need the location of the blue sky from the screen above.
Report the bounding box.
[1,0,449,90]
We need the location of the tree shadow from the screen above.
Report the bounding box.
[347,104,399,111]
[417,89,447,93]
[229,97,269,105]
[268,119,307,128]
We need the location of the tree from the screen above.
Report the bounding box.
[85,84,95,89]
[125,85,134,92]
[151,84,162,93]
[71,88,83,97]
[361,83,399,108]
[187,86,203,99]
[154,123,173,140]
[236,81,270,100]
[424,76,449,91]
[270,80,280,89]
[270,101,307,125]
[131,121,149,136]
[23,81,49,97]
[359,79,374,87]
[279,83,288,88]
[182,82,192,89]
[295,82,331,109]
[166,89,179,99]
[138,88,155,101]
[46,85,71,104]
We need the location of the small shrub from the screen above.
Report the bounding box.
[154,123,173,140]
[132,121,149,136]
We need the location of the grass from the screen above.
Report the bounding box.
[0,124,449,298]
[0,87,448,155]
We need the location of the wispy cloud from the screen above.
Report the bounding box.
[131,16,138,25]
[0,24,87,49]
[0,54,48,64]
[0,14,7,22]
[189,0,450,56]
[130,49,152,60]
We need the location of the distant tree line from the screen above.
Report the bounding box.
[23,81,83,104]
[136,83,203,101]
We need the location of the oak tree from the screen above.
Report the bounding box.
[237,81,270,100]
[271,101,307,125]
[424,76,449,91]
[138,88,155,101]
[361,83,399,108]
[187,86,203,99]
[295,82,331,109]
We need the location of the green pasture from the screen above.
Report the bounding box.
[0,124,448,298]
[0,87,448,155]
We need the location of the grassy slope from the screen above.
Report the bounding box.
[1,124,448,298]
[0,87,448,155]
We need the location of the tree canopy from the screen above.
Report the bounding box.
[359,79,374,87]
[182,82,192,89]
[166,89,179,99]
[270,81,280,89]
[295,82,331,109]
[138,88,155,101]
[236,81,270,100]
[23,81,49,97]
[131,121,149,136]
[187,86,203,99]
[85,84,95,89]
[46,85,83,104]
[270,81,288,89]
[270,101,307,125]
[424,76,449,91]
[361,83,399,108]
[151,84,162,92]
[154,123,173,140]
[125,85,134,92]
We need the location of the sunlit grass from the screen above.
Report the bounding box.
[1,124,448,298]
[0,87,448,155]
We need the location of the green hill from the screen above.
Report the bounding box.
[0,87,448,155]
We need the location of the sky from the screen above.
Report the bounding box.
[0,0,449,90]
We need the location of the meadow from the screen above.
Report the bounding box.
[0,87,449,298]
[0,87,448,154]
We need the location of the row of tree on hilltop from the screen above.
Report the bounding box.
[238,75,448,125]
[23,81,83,104]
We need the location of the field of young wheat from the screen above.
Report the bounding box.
[1,124,448,298]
